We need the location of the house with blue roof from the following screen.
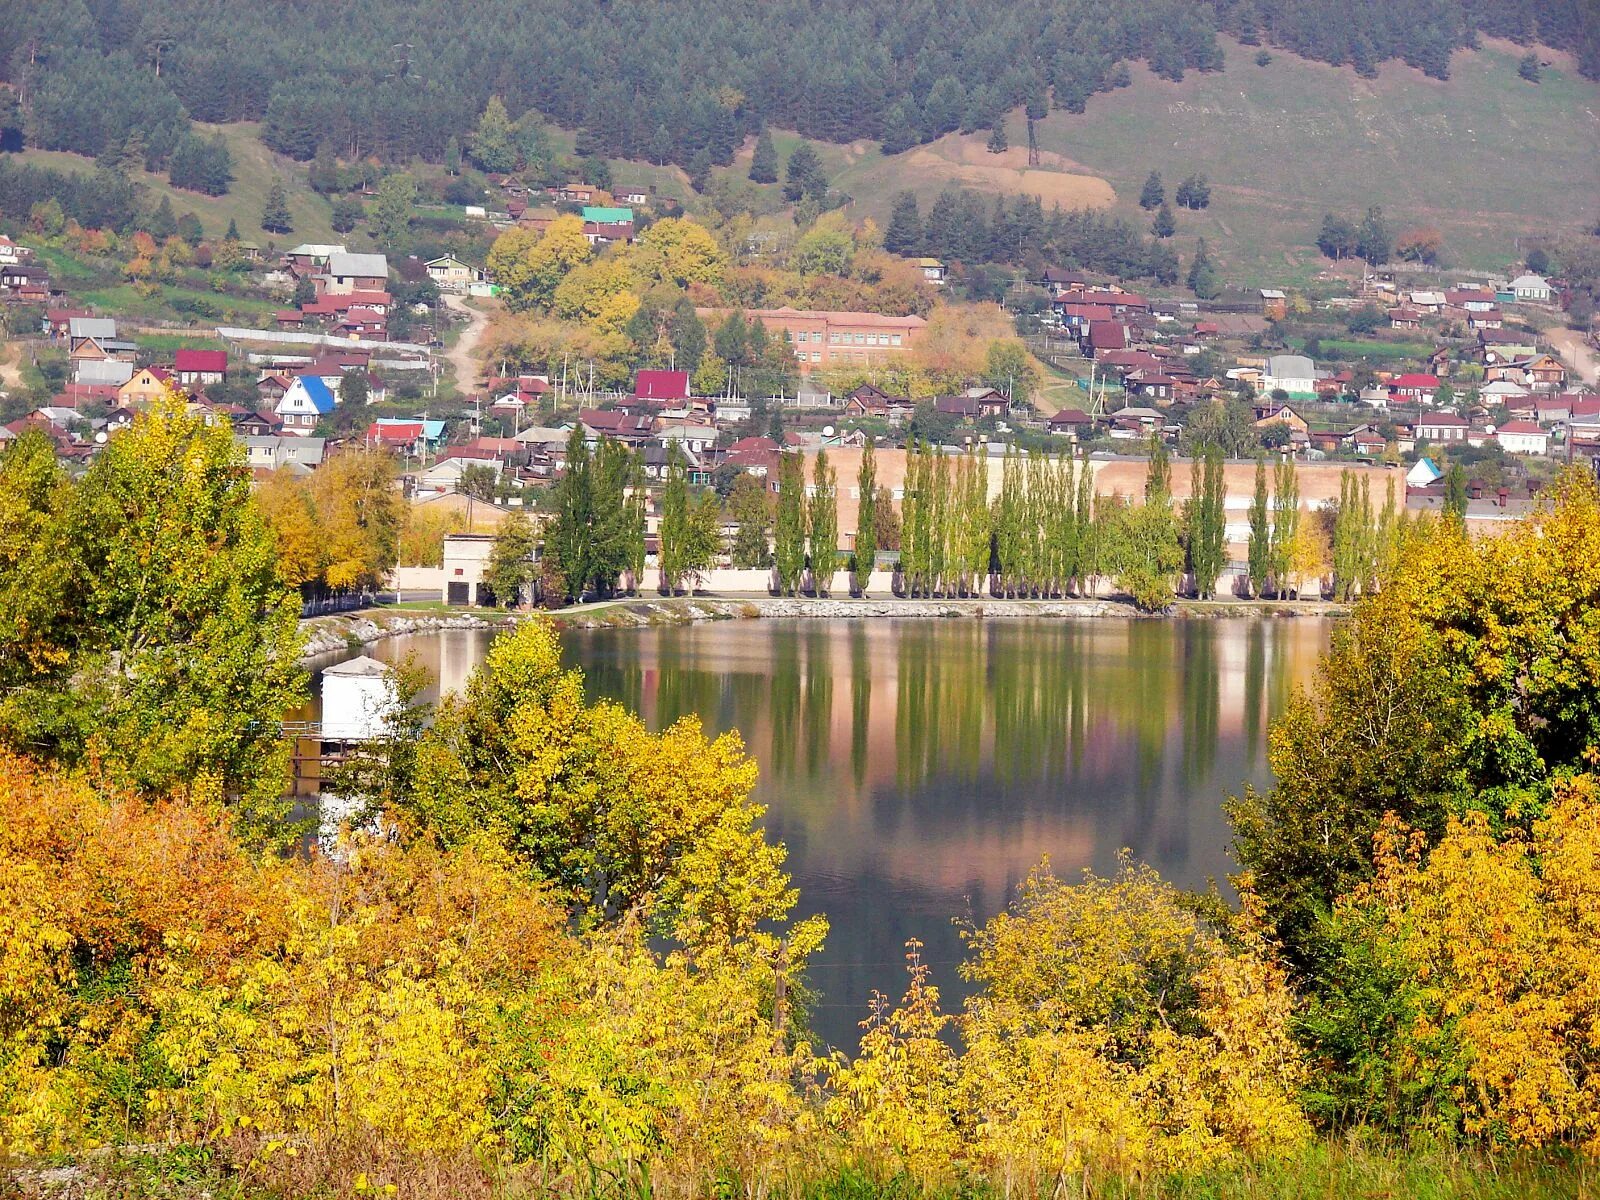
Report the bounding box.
[276,374,337,435]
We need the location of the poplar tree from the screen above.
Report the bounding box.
[659,450,688,593]
[1247,456,1270,599]
[1073,451,1095,595]
[960,450,991,596]
[729,475,771,570]
[1186,446,1226,599]
[1270,456,1300,598]
[809,448,838,596]
[774,451,807,595]
[853,440,877,595]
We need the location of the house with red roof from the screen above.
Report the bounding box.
[174,349,227,388]
[633,369,691,402]
[1495,419,1549,455]
[1084,322,1128,357]
[1387,373,1442,404]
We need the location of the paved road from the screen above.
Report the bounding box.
[441,293,490,394]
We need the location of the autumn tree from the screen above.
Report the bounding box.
[809,447,838,595]
[0,405,304,835]
[488,213,591,312]
[310,447,403,591]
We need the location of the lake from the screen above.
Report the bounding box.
[305,616,1330,1049]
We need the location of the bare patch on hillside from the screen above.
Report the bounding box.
[887,135,1116,208]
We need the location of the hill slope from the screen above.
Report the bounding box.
[834,40,1599,285]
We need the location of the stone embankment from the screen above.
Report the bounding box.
[301,595,1345,656]
[298,612,511,659]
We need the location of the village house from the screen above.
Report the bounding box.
[118,367,174,407]
[1494,419,1549,455]
[241,435,325,474]
[1258,289,1287,321]
[633,369,692,403]
[425,255,484,292]
[275,375,337,435]
[1414,412,1468,443]
[1259,354,1317,399]
[1478,329,1539,362]
[842,383,913,424]
[1509,273,1552,304]
[321,252,389,295]
[366,417,446,457]
[914,257,947,285]
[1387,373,1442,405]
[1254,402,1308,436]
[174,349,227,389]
[577,408,652,444]
[1046,407,1094,436]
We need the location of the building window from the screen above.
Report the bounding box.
[891,334,902,347]
[810,352,821,363]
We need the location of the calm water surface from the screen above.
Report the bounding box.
[309,617,1329,1048]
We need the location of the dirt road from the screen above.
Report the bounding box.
[0,342,26,393]
[1547,326,1599,389]
[441,293,491,394]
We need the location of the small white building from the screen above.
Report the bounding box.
[1260,354,1316,399]
[1407,457,1443,488]
[320,656,397,740]
[442,532,498,606]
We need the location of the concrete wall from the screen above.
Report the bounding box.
[392,566,446,591]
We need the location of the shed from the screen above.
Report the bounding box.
[320,656,397,740]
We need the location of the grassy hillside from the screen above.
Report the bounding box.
[14,122,337,245]
[834,39,1599,286]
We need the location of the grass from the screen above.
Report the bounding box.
[1313,337,1436,362]
[824,38,1597,288]
[14,122,337,245]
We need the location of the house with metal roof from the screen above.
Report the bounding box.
[323,252,389,294]
[275,375,337,435]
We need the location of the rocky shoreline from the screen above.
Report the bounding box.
[300,596,1345,657]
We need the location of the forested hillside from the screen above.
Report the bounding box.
[2,0,1594,176]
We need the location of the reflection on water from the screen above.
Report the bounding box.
[308,617,1328,1048]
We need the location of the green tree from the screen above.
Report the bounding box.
[1117,440,1182,611]
[1518,52,1540,82]
[854,439,878,595]
[659,449,690,593]
[749,126,778,183]
[1270,456,1300,597]
[1187,237,1221,299]
[885,192,921,255]
[337,369,369,410]
[1185,446,1226,598]
[468,96,520,174]
[370,172,417,249]
[1152,202,1176,239]
[774,450,807,595]
[1317,213,1358,260]
[984,124,1007,154]
[1443,462,1468,531]
[261,181,292,234]
[1357,205,1392,267]
[783,141,825,203]
[485,510,539,608]
[1247,456,1271,598]
[443,134,462,175]
[728,474,771,569]
[809,448,838,595]
[1139,171,1164,210]
[0,406,304,842]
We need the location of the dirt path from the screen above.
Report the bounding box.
[441,293,491,394]
[1547,326,1599,388]
[0,342,26,393]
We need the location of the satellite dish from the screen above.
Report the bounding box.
[94,430,108,444]
[822,425,835,437]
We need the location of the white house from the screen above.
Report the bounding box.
[1260,354,1316,399]
[425,255,483,292]
[275,375,337,435]
[1510,273,1552,303]
[1495,419,1549,455]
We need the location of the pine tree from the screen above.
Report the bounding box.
[774,451,807,595]
[885,192,922,255]
[809,449,838,596]
[1152,201,1176,239]
[1187,237,1220,299]
[1247,456,1270,599]
[148,195,177,240]
[469,96,520,174]
[1357,205,1392,267]
[1139,171,1164,210]
[985,124,1008,154]
[853,439,877,595]
[261,181,293,234]
[749,126,778,183]
[783,142,824,203]
[443,135,462,176]
[225,218,240,242]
